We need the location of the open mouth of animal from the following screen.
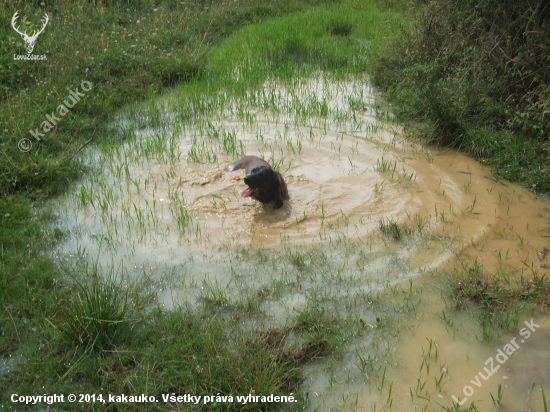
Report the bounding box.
[241,186,255,198]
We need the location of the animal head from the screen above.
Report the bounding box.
[242,166,285,209]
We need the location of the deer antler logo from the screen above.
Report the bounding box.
[11,11,49,55]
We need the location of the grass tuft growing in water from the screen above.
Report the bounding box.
[448,259,550,340]
[379,214,428,241]
[379,217,403,241]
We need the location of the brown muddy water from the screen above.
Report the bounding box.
[54,77,550,411]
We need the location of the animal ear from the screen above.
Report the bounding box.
[273,174,283,209]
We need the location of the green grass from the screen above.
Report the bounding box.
[56,273,137,352]
[0,0,411,408]
[379,217,403,241]
[448,259,550,341]
[371,0,550,194]
[3,0,547,409]
[379,214,428,241]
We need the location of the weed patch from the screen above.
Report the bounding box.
[448,260,550,340]
[379,214,428,241]
[372,0,550,193]
[57,274,137,352]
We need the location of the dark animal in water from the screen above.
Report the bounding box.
[224,155,288,209]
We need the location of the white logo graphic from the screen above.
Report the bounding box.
[11,11,49,55]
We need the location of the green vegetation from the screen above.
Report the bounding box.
[2,0,327,198]
[448,258,550,341]
[1,0,548,409]
[372,0,550,193]
[379,214,428,241]
[0,0,410,408]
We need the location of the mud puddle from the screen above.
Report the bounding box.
[54,76,550,410]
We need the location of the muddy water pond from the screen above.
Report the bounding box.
[55,77,550,410]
